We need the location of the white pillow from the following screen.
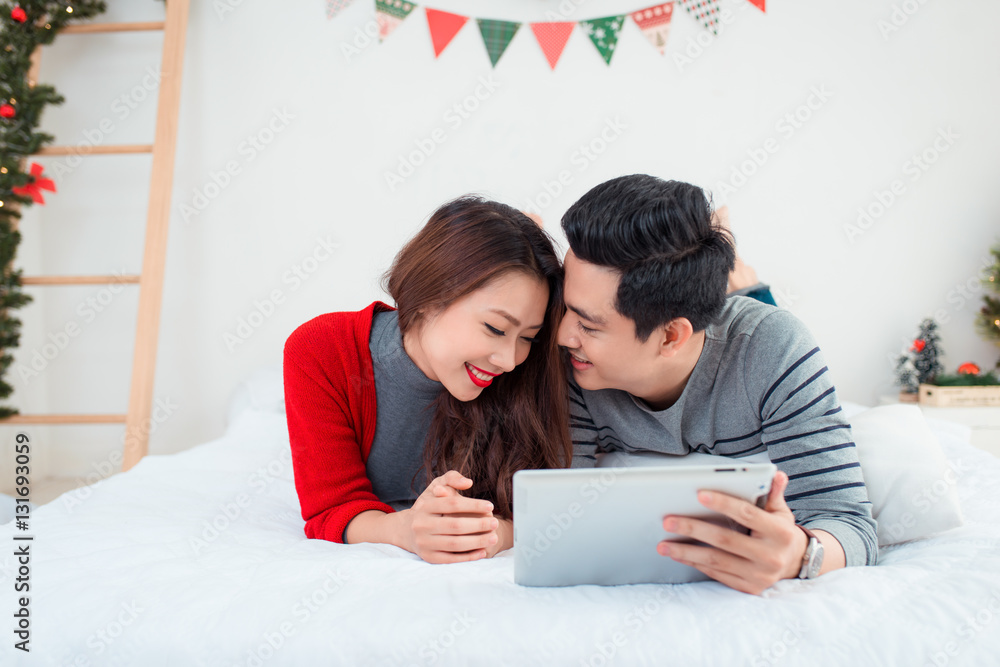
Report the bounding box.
[850,404,963,546]
[597,404,964,547]
[227,365,285,425]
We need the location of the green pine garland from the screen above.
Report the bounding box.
[974,242,1000,368]
[0,0,106,416]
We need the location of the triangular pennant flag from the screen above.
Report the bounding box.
[630,3,674,55]
[748,0,765,12]
[425,8,469,57]
[375,0,417,42]
[477,18,521,67]
[530,22,574,70]
[678,0,721,35]
[579,14,626,66]
[326,0,356,19]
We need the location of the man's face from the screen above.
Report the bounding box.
[557,250,665,395]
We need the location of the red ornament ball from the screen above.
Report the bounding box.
[911,339,926,353]
[957,362,981,375]
[11,6,27,23]
[0,104,14,119]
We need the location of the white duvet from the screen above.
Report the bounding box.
[2,405,999,667]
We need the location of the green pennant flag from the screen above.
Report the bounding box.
[579,15,626,65]
[375,0,417,42]
[477,18,521,67]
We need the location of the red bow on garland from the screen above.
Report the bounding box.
[11,162,56,204]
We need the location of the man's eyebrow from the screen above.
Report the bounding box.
[566,304,606,326]
[488,308,543,329]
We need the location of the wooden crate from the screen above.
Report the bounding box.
[918,383,1000,407]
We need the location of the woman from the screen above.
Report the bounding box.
[283,196,571,564]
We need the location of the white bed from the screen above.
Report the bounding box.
[3,378,999,667]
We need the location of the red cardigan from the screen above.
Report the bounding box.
[283,301,398,543]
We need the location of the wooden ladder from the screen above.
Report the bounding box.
[1,0,191,473]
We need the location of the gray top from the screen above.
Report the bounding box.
[569,296,879,567]
[367,311,443,510]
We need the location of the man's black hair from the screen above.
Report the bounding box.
[561,174,736,342]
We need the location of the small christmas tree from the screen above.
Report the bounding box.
[912,319,944,384]
[974,241,1000,369]
[895,318,944,395]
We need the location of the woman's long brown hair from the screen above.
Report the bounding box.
[383,196,571,519]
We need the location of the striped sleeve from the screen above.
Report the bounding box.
[744,310,878,567]
[568,379,599,468]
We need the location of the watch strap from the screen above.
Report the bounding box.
[796,524,819,579]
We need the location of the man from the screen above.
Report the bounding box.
[558,174,877,595]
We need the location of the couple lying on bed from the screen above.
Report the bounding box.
[283,174,878,595]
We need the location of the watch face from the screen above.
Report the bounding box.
[806,542,825,578]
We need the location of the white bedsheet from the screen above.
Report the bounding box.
[2,407,999,667]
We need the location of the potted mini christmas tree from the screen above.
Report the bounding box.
[894,319,943,403]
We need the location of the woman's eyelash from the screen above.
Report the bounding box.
[487,323,539,343]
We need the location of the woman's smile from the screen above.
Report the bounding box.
[466,362,500,387]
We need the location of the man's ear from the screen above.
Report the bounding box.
[657,318,694,358]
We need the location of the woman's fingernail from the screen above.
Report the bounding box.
[658,543,671,556]
[491,519,499,529]
[490,535,498,544]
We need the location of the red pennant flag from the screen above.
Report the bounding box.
[631,3,675,55]
[12,162,56,205]
[748,0,765,12]
[530,22,575,70]
[425,8,469,57]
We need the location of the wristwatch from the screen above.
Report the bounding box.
[796,525,824,579]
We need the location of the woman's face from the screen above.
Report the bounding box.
[404,272,550,402]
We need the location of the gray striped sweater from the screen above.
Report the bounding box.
[569,296,878,567]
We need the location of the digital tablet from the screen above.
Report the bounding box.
[513,460,776,587]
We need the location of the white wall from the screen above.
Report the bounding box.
[3,0,998,480]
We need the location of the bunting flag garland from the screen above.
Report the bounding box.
[375,0,416,41]
[530,22,575,70]
[579,15,626,65]
[630,3,674,55]
[326,0,356,19]
[360,0,764,66]
[425,8,469,57]
[477,19,521,67]
[678,0,721,35]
